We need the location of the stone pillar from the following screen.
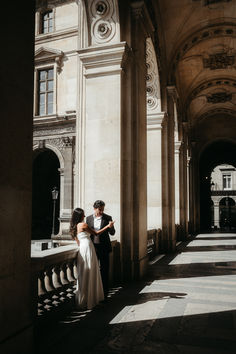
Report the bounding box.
[57,137,74,237]
[77,1,154,280]
[179,136,189,239]
[213,200,220,228]
[0,1,34,353]
[189,143,199,234]
[147,113,165,230]
[128,1,154,278]
[175,141,181,226]
[161,87,176,252]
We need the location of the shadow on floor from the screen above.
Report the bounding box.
[35,233,236,354]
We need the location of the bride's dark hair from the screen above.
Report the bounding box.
[69,208,84,239]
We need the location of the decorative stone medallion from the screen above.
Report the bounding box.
[87,0,119,45]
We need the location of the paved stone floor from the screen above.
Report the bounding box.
[36,233,236,354]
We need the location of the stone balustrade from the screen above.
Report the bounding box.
[31,244,78,318]
[31,234,160,319]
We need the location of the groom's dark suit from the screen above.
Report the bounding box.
[86,213,115,298]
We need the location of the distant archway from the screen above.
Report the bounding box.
[32,149,60,239]
[219,197,236,231]
[199,140,236,231]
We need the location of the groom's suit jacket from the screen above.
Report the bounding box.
[86,213,115,253]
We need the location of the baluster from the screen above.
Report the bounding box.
[44,266,55,311]
[59,263,70,301]
[67,261,76,282]
[51,265,61,307]
[38,271,47,315]
[72,259,78,293]
[65,262,75,298]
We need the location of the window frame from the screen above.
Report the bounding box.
[34,47,64,119]
[41,10,54,34]
[37,68,54,116]
[222,173,232,190]
[35,8,55,36]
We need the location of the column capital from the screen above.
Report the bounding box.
[78,41,130,78]
[147,112,167,130]
[131,1,155,37]
[167,86,179,102]
[175,141,182,153]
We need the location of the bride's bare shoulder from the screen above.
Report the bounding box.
[77,222,87,230]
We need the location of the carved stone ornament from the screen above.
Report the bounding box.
[207,92,232,103]
[203,53,235,70]
[146,38,161,113]
[45,137,73,151]
[171,23,236,82]
[87,0,119,45]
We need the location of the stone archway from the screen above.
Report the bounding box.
[32,148,60,239]
[199,140,236,231]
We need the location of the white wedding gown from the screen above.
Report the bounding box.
[75,231,104,309]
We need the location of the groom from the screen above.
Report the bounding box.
[86,200,115,299]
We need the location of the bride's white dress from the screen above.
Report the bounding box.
[75,231,104,309]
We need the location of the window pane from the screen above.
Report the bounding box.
[40,82,46,92]
[48,103,53,115]
[49,11,53,18]
[39,71,46,80]
[40,93,45,104]
[48,69,54,79]
[39,104,45,115]
[47,80,53,91]
[48,92,53,103]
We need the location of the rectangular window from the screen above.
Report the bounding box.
[41,11,53,34]
[223,174,232,190]
[38,68,54,116]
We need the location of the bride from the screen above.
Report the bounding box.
[70,207,115,310]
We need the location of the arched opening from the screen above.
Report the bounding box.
[199,141,236,232]
[32,149,60,239]
[219,197,236,231]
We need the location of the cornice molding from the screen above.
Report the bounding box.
[35,27,78,44]
[78,41,130,77]
[35,46,64,72]
[147,112,166,130]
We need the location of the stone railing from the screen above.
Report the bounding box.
[211,190,236,196]
[31,244,78,318]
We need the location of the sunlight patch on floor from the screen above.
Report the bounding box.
[110,275,236,324]
[169,250,236,264]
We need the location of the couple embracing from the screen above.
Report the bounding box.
[70,200,115,310]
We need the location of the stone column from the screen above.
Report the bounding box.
[77,1,154,280]
[0,1,34,353]
[57,137,74,237]
[147,113,165,230]
[161,87,176,252]
[189,142,199,234]
[213,200,220,228]
[128,1,155,278]
[175,141,181,226]
[179,136,189,239]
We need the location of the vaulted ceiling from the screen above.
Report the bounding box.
[154,0,236,136]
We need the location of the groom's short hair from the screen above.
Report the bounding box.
[93,200,105,209]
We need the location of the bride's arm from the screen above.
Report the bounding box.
[84,221,115,235]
